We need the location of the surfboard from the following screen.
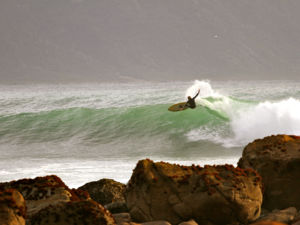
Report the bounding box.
[168,102,189,112]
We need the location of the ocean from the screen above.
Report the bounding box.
[0,80,299,188]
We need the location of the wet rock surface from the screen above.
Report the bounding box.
[126,159,263,225]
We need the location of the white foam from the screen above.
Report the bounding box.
[231,98,300,145]
[185,80,219,98]
[185,80,300,147]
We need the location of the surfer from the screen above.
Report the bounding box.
[184,89,200,109]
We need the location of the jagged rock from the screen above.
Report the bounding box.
[0,189,26,225]
[257,207,298,224]
[238,135,300,210]
[27,200,116,225]
[78,178,126,205]
[126,159,263,225]
[0,175,90,218]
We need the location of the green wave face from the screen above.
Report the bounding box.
[0,99,228,145]
[1,80,299,157]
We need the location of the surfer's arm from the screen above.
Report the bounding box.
[192,89,200,100]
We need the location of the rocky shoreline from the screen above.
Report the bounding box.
[1,135,300,225]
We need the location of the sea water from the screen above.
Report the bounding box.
[0,80,299,187]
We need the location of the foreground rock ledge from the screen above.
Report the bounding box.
[0,175,90,218]
[238,135,300,210]
[125,159,263,225]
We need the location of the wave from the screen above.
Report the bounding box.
[0,80,299,149]
[184,81,300,147]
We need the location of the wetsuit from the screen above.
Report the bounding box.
[185,90,200,109]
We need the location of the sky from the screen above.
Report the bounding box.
[0,0,300,83]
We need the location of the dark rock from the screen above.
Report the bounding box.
[140,221,172,225]
[28,200,116,225]
[0,189,26,225]
[238,135,300,210]
[126,159,263,225]
[113,213,131,224]
[78,178,126,205]
[106,201,128,213]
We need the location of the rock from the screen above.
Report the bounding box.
[140,221,172,225]
[238,135,300,210]
[0,175,90,218]
[119,222,171,225]
[78,178,126,205]
[113,213,132,224]
[106,201,128,213]
[249,221,288,225]
[257,207,298,224]
[28,200,116,225]
[178,219,199,225]
[126,159,263,225]
[0,189,26,225]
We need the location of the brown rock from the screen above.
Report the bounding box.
[140,221,172,225]
[178,219,199,225]
[28,200,116,225]
[106,201,128,213]
[0,189,26,225]
[78,178,126,205]
[0,175,90,218]
[257,207,298,224]
[126,159,263,225]
[249,221,287,225]
[238,135,300,210]
[113,213,131,224]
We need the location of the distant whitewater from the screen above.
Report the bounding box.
[0,80,299,187]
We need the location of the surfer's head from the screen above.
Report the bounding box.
[188,96,192,100]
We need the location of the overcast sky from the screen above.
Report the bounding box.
[1,0,300,83]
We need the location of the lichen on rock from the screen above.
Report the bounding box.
[125,159,263,225]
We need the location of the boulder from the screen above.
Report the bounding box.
[0,189,26,225]
[238,135,300,210]
[257,207,298,224]
[0,175,90,218]
[126,159,263,225]
[27,200,116,225]
[78,178,126,206]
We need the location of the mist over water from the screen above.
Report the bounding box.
[0,80,299,187]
